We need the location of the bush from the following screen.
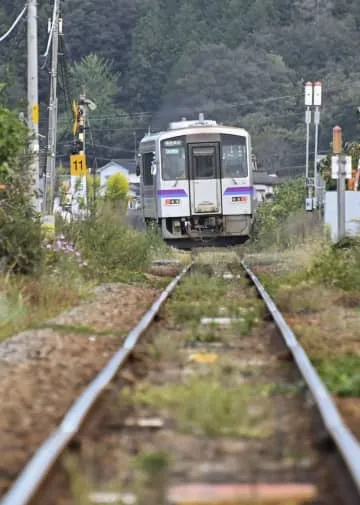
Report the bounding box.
[252,178,322,250]
[310,237,360,291]
[0,105,43,275]
[59,207,166,282]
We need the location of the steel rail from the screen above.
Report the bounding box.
[1,262,193,505]
[242,261,360,496]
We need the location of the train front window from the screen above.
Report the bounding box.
[161,140,186,180]
[221,135,248,178]
[192,146,216,179]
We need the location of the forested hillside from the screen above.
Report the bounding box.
[1,0,360,174]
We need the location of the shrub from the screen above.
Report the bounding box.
[0,106,43,274]
[59,207,165,282]
[310,237,360,291]
[252,178,322,250]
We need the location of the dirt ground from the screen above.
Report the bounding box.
[0,281,162,497]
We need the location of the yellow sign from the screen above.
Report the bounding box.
[70,154,87,176]
[32,104,39,124]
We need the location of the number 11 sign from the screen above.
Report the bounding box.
[70,154,87,177]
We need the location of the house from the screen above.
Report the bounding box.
[253,171,283,202]
[96,160,140,208]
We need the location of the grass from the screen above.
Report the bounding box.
[0,209,177,342]
[167,272,262,334]
[58,209,174,284]
[315,355,360,397]
[246,227,360,399]
[0,274,89,341]
[124,377,273,438]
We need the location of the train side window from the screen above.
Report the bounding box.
[221,135,248,178]
[142,152,154,185]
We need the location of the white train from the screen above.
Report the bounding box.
[136,115,256,246]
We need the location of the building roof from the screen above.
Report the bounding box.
[253,172,281,185]
[113,158,137,173]
[96,160,127,174]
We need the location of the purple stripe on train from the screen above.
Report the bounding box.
[157,189,188,198]
[224,186,254,196]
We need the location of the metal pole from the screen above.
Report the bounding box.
[44,0,60,213]
[27,0,40,210]
[313,107,320,208]
[305,107,311,180]
[313,82,322,210]
[337,154,346,239]
[304,82,313,211]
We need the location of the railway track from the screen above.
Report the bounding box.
[1,251,360,505]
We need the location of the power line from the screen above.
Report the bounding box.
[0,4,27,43]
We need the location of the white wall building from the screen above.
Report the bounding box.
[96,160,140,208]
[253,172,281,202]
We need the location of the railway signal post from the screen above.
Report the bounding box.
[304,81,322,211]
[70,95,88,215]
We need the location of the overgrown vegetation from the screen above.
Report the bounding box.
[124,377,272,438]
[0,96,173,341]
[315,356,360,397]
[167,271,263,345]
[251,177,322,250]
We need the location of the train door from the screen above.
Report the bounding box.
[188,143,222,214]
[141,151,157,218]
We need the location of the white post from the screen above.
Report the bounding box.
[27,0,40,210]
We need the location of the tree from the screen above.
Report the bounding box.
[0,101,42,273]
[104,173,129,209]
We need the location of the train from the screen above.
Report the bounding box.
[136,114,256,247]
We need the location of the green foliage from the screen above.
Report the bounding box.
[104,172,129,207]
[0,104,43,274]
[61,208,164,282]
[316,355,360,396]
[0,106,28,170]
[3,0,360,171]
[252,178,308,249]
[126,377,271,437]
[310,237,360,291]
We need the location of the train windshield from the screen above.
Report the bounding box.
[221,135,248,178]
[161,139,186,180]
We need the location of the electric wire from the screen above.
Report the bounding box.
[40,0,58,69]
[0,4,27,43]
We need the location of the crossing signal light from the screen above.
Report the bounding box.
[72,100,83,136]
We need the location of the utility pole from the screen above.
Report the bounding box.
[27,0,40,210]
[44,0,61,213]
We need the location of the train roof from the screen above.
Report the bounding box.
[139,120,250,145]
